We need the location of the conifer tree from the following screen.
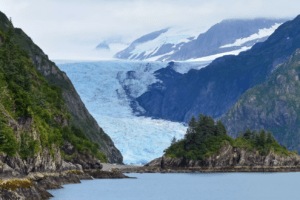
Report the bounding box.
[258,129,266,147]
[266,131,274,144]
[171,136,177,144]
[196,115,215,139]
[243,128,252,140]
[215,120,227,136]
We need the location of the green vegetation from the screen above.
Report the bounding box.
[0,20,107,162]
[221,48,300,152]
[0,113,18,157]
[164,114,295,160]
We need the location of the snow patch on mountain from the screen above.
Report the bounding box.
[187,46,252,62]
[58,61,193,164]
[220,23,282,48]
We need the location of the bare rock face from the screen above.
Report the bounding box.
[0,111,102,176]
[71,152,103,170]
[62,141,75,155]
[62,141,103,170]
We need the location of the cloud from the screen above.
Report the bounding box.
[0,0,299,60]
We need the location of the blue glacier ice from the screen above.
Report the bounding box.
[58,60,205,164]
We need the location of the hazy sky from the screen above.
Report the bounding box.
[1,0,300,60]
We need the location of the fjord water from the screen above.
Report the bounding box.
[49,173,299,200]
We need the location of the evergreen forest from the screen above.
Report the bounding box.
[165,114,296,160]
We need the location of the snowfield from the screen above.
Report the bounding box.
[58,61,202,164]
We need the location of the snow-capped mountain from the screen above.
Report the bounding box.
[58,61,206,164]
[114,18,287,62]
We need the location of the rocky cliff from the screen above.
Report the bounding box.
[0,11,122,163]
[221,49,300,152]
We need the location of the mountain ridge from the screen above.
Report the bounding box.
[114,18,287,62]
[135,15,300,125]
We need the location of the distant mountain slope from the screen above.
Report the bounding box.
[0,12,123,163]
[222,49,300,152]
[114,18,287,61]
[136,15,300,123]
[96,41,110,50]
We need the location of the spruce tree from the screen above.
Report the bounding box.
[171,136,177,144]
[258,129,266,147]
[266,131,274,144]
[197,115,215,139]
[215,120,227,136]
[243,128,252,140]
[184,116,199,151]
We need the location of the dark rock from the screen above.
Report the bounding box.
[70,151,103,170]
[62,141,75,155]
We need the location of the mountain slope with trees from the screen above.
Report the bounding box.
[222,48,300,152]
[0,17,108,163]
[0,11,122,163]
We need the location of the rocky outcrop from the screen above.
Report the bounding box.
[118,143,300,173]
[61,141,102,170]
[0,169,130,200]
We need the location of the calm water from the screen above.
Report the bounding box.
[49,173,299,200]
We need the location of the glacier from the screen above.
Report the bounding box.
[58,60,206,164]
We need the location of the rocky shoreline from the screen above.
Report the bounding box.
[119,143,300,173]
[0,169,131,200]
[119,165,300,173]
[0,139,131,199]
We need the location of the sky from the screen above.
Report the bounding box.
[1,0,300,60]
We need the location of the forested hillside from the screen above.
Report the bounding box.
[0,19,109,163]
[222,48,300,152]
[0,12,122,163]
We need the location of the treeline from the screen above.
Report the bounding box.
[165,114,294,160]
[0,21,107,162]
